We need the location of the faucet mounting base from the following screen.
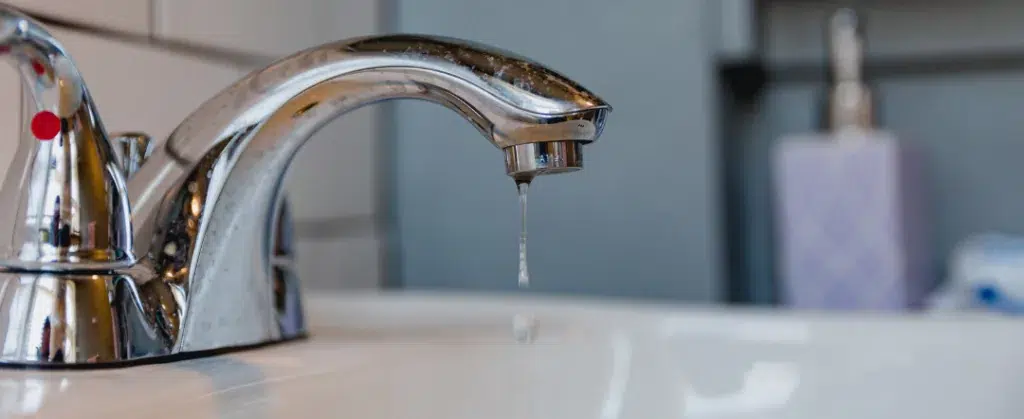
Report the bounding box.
[0,269,306,367]
[0,332,307,370]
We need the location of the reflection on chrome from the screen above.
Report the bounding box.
[0,5,611,366]
[682,362,800,417]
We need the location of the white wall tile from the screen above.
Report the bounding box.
[283,106,378,221]
[4,0,151,36]
[51,28,245,144]
[295,234,381,290]
[0,66,18,182]
[154,0,380,58]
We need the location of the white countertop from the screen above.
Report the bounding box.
[1,291,1022,419]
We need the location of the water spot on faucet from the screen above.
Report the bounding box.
[512,78,532,90]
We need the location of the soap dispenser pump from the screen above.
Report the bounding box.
[825,8,874,131]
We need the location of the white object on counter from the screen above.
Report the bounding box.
[927,233,1024,314]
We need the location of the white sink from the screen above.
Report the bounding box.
[1,291,1023,418]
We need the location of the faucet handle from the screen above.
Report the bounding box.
[112,132,153,178]
[0,6,133,269]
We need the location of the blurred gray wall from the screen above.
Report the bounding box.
[734,0,1024,303]
[386,0,1024,303]
[390,0,725,300]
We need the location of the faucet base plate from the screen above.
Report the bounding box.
[0,270,307,367]
[0,333,308,370]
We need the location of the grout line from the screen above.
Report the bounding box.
[375,0,402,289]
[147,0,157,39]
[293,214,377,240]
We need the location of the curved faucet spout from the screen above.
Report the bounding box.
[126,34,611,351]
[129,35,609,218]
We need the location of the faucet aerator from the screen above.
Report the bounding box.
[503,140,585,182]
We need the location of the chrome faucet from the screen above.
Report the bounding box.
[0,6,611,366]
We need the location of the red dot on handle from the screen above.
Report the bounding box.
[0,46,10,54]
[31,111,61,141]
[30,60,44,75]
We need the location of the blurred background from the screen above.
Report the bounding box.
[4,0,1023,312]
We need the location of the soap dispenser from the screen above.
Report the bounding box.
[772,8,932,310]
